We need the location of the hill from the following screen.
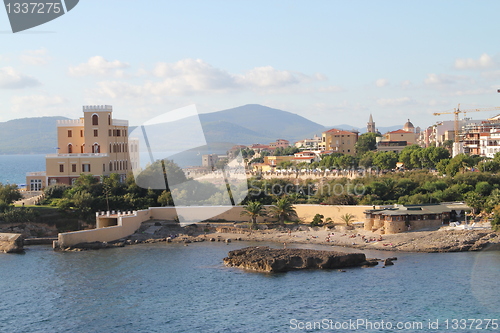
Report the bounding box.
[199,104,327,144]
[1,105,403,155]
[0,116,67,154]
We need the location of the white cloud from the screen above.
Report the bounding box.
[92,59,328,97]
[376,97,414,107]
[152,59,235,92]
[94,81,144,99]
[449,88,492,96]
[237,66,308,88]
[455,53,495,70]
[424,73,468,86]
[20,48,50,66]
[375,78,389,87]
[10,94,67,116]
[69,56,130,77]
[318,85,344,93]
[0,67,40,89]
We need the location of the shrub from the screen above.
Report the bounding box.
[310,214,324,227]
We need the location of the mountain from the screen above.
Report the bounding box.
[0,116,68,154]
[199,104,327,144]
[2,105,404,155]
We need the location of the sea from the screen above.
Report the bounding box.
[0,152,214,186]
[1,155,500,332]
[1,242,500,333]
[0,154,46,186]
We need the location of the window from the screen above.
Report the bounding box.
[68,144,72,153]
[30,179,42,191]
[92,114,99,125]
[72,164,77,172]
[92,144,100,153]
[103,164,106,172]
[59,164,64,173]
[117,130,121,137]
[81,146,84,153]
[109,129,112,136]
[82,164,91,172]
[94,129,98,137]
[68,130,72,137]
[108,115,111,125]
[80,130,84,137]
[109,162,113,171]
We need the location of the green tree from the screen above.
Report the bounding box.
[0,183,22,209]
[446,154,475,176]
[359,151,375,169]
[310,213,324,227]
[399,144,422,169]
[157,190,173,206]
[268,197,298,224]
[355,133,379,156]
[373,151,398,170]
[339,213,355,226]
[240,201,267,229]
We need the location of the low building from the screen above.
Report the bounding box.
[294,135,322,150]
[292,151,320,163]
[364,203,470,234]
[376,140,407,154]
[202,154,219,168]
[319,128,358,155]
[269,139,290,149]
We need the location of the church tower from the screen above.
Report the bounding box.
[367,114,375,133]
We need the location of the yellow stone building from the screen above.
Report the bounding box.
[26,105,139,190]
[319,128,358,156]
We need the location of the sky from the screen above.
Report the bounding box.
[2,1,500,130]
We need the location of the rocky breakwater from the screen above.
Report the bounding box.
[223,246,370,273]
[0,233,24,253]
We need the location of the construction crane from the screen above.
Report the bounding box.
[433,104,500,143]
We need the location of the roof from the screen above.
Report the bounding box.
[364,203,470,216]
[323,128,358,135]
[387,129,413,134]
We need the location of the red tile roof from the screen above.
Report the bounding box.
[323,128,358,135]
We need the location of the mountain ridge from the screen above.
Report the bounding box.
[0,105,405,154]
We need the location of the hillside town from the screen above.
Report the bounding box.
[195,109,500,174]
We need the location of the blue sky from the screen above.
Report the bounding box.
[2,1,500,130]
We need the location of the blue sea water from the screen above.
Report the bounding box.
[0,154,46,186]
[0,151,222,187]
[1,242,499,333]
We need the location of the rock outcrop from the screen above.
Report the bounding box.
[0,233,24,253]
[223,246,368,273]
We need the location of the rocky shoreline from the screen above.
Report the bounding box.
[55,221,500,253]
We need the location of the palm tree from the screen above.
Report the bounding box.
[340,213,355,226]
[240,201,266,229]
[269,197,297,225]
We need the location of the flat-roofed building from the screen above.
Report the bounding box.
[26,105,138,190]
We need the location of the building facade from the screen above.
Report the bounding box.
[319,128,358,156]
[26,105,138,190]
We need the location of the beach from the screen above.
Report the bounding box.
[119,221,500,253]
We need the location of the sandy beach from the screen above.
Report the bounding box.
[125,221,500,253]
